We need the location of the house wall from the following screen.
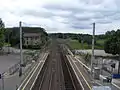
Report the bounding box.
[23,34,41,46]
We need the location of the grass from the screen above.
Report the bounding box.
[96,39,105,45]
[68,40,90,49]
[95,39,106,49]
[68,39,105,50]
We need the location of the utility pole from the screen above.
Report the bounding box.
[91,22,95,74]
[19,21,23,77]
[7,33,10,54]
[1,73,4,90]
[81,40,84,50]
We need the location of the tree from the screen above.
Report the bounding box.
[84,36,92,45]
[78,37,82,43]
[104,29,120,74]
[0,18,4,28]
[8,27,20,47]
[57,33,63,38]
[105,30,115,38]
[79,35,94,45]
[0,18,5,49]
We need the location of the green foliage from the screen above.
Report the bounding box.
[0,33,4,48]
[95,34,106,40]
[104,37,118,55]
[78,37,81,43]
[104,29,120,74]
[104,30,120,55]
[68,40,90,49]
[68,39,104,50]
[6,27,48,47]
[95,39,105,49]
[0,18,4,28]
[50,33,96,45]
[0,19,5,48]
[23,45,41,49]
[105,30,116,38]
[82,35,92,45]
[96,39,105,45]
[57,33,64,38]
[84,53,91,64]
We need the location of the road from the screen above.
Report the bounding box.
[0,54,20,90]
[0,54,20,73]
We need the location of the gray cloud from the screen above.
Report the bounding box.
[96,20,112,24]
[43,4,85,14]
[109,12,120,21]
[42,2,119,31]
[1,0,120,34]
[74,16,91,21]
[20,9,54,18]
[100,11,117,17]
[71,24,92,29]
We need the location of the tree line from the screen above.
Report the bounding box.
[104,30,120,74]
[49,33,94,45]
[1,18,120,73]
[0,19,48,49]
[49,30,120,74]
[0,19,5,49]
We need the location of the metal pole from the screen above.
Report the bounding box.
[1,74,4,90]
[8,33,10,54]
[101,59,104,75]
[91,22,95,74]
[19,21,23,77]
[81,40,84,50]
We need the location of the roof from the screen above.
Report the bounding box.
[22,27,45,33]
[6,27,45,33]
[24,33,40,37]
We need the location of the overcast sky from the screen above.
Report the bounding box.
[1,0,120,34]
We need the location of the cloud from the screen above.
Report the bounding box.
[21,9,54,18]
[0,0,120,34]
[71,25,92,29]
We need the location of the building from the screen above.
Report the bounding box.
[23,33,41,46]
[6,27,47,48]
[22,27,47,49]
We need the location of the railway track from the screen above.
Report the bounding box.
[31,42,82,90]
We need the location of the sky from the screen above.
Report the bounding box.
[0,0,120,34]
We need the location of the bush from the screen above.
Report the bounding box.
[23,45,41,49]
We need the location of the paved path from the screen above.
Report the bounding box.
[0,52,47,90]
[0,54,20,73]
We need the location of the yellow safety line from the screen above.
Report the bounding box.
[17,53,46,90]
[69,56,92,90]
[66,55,85,90]
[22,53,47,90]
[30,53,49,90]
